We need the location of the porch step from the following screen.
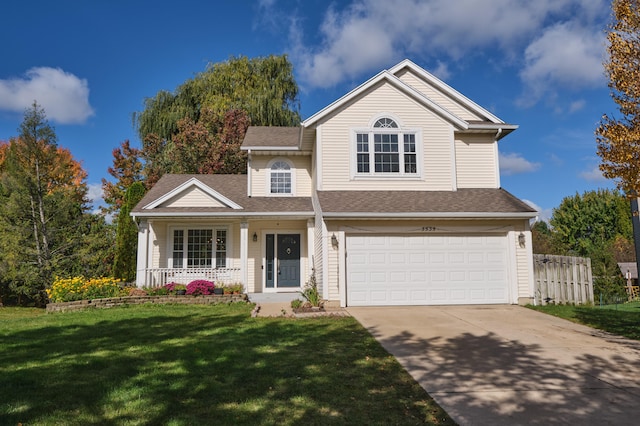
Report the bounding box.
[247,292,301,303]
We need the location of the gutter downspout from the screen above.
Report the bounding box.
[494,128,503,189]
[247,149,252,197]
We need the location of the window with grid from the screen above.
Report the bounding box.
[187,229,212,268]
[356,133,370,173]
[171,227,227,269]
[172,230,184,268]
[355,118,418,176]
[270,161,292,194]
[215,230,227,268]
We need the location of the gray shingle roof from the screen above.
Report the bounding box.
[241,126,301,149]
[317,188,537,216]
[133,175,536,219]
[132,174,313,216]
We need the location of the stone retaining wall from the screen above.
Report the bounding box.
[46,294,248,313]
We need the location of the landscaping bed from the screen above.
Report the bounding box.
[46,294,248,313]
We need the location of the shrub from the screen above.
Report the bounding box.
[291,299,303,309]
[128,287,148,296]
[144,286,169,296]
[186,280,215,295]
[47,277,126,303]
[163,282,186,294]
[300,273,321,307]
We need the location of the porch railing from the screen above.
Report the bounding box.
[138,267,242,288]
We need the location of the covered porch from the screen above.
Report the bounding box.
[134,218,316,293]
[136,267,242,288]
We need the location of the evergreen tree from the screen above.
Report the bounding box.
[0,103,89,305]
[113,182,146,282]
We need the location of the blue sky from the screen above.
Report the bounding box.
[0,0,618,220]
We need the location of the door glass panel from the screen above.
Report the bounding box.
[266,234,274,288]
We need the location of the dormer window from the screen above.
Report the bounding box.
[354,117,419,176]
[269,160,293,194]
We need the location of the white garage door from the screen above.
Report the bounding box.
[346,234,510,306]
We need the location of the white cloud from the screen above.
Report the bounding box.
[429,61,451,81]
[579,165,607,182]
[283,0,609,102]
[522,199,553,222]
[568,99,587,114]
[0,67,94,124]
[86,182,104,205]
[518,22,605,105]
[499,152,541,176]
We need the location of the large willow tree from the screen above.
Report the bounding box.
[596,0,640,194]
[130,55,301,187]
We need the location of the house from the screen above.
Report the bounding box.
[131,59,538,307]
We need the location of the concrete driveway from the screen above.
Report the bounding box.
[348,305,640,425]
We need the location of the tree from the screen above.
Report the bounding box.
[134,55,300,141]
[101,140,143,215]
[550,189,632,258]
[596,0,640,194]
[531,220,557,255]
[133,55,300,186]
[0,103,90,305]
[549,189,633,301]
[112,182,146,282]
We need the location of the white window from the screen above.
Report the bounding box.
[355,117,419,176]
[269,159,293,195]
[171,227,227,268]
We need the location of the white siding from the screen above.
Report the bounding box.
[250,155,313,196]
[455,134,499,188]
[515,227,534,303]
[318,81,454,191]
[160,186,226,208]
[396,69,485,121]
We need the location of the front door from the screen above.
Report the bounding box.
[265,233,300,289]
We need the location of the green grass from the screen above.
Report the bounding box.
[0,304,454,425]
[528,301,640,340]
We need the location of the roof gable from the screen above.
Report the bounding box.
[389,59,504,124]
[142,177,243,210]
[302,69,468,129]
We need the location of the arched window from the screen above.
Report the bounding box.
[269,160,292,194]
[355,117,417,175]
[374,117,398,128]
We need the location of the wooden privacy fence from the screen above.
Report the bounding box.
[533,254,594,305]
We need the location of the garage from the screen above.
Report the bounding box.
[346,234,510,306]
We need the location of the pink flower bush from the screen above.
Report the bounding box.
[186,280,215,295]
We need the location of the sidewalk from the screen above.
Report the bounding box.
[247,292,299,317]
[247,292,350,318]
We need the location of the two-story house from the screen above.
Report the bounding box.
[132,59,538,307]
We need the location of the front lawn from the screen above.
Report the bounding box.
[0,303,454,425]
[528,301,640,340]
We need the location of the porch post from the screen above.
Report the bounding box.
[135,220,149,287]
[240,222,249,289]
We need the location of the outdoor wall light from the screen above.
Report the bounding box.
[331,233,339,249]
[518,232,526,248]
[252,232,258,242]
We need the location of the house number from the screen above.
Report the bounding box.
[421,227,437,232]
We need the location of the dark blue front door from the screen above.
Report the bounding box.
[265,233,300,288]
[277,234,300,287]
